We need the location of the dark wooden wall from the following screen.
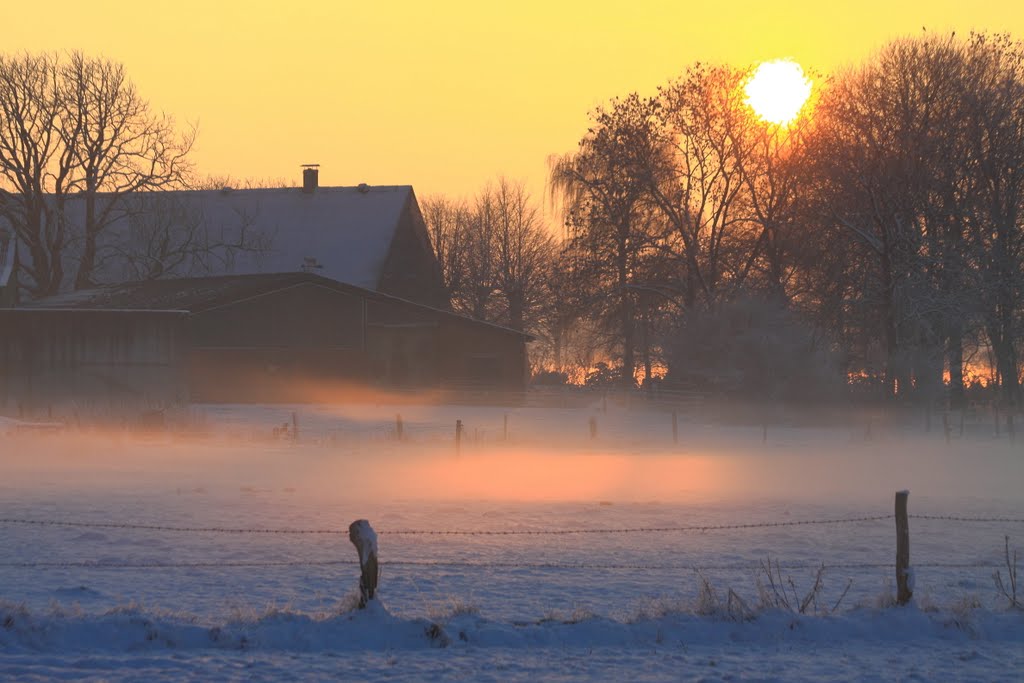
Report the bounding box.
[0,310,186,415]
[186,283,366,402]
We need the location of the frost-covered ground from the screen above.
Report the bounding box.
[1,401,1023,681]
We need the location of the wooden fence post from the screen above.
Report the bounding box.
[672,410,678,444]
[589,416,598,440]
[291,412,300,441]
[348,519,379,609]
[503,414,509,441]
[455,419,463,454]
[395,414,403,441]
[895,490,912,605]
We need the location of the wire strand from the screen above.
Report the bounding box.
[0,515,893,536]
[0,559,1003,571]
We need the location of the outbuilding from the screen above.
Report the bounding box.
[8,272,530,408]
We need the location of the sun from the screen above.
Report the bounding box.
[744,59,812,126]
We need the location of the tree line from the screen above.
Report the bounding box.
[426,32,1024,408]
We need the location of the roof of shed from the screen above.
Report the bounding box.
[21,272,533,340]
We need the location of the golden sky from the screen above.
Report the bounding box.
[9,1,1024,204]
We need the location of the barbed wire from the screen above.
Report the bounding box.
[0,515,893,536]
[0,559,1003,571]
[909,514,1024,523]
[0,518,338,535]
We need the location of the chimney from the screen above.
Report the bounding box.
[301,164,320,193]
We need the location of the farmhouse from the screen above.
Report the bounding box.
[2,169,449,310]
[2,272,530,410]
[0,173,533,412]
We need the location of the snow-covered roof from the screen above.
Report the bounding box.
[73,185,414,290]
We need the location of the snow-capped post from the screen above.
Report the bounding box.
[348,519,379,609]
[672,410,678,444]
[395,413,404,441]
[895,490,912,605]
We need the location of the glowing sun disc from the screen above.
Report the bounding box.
[745,59,812,125]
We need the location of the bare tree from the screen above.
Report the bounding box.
[491,178,554,331]
[0,53,72,296]
[549,94,664,387]
[958,33,1024,407]
[647,65,758,311]
[0,51,195,297]
[60,52,194,289]
[421,194,471,306]
[808,35,972,401]
[424,179,556,334]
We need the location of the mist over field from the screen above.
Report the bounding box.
[3,402,1021,507]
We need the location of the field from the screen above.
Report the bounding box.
[1,400,1023,681]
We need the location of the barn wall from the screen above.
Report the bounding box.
[186,283,368,402]
[365,298,528,391]
[0,310,186,416]
[436,316,528,390]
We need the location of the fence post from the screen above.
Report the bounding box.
[291,412,299,441]
[395,414,403,441]
[895,490,912,606]
[943,413,951,444]
[503,414,509,441]
[589,416,598,440]
[455,419,463,454]
[672,410,678,444]
[348,519,379,609]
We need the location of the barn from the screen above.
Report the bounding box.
[7,272,530,408]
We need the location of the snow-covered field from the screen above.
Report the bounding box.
[1,401,1022,681]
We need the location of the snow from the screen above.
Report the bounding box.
[1,401,1022,680]
[60,186,412,290]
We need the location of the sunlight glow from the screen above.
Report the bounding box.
[744,59,813,125]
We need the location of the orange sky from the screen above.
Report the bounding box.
[9,1,1024,206]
